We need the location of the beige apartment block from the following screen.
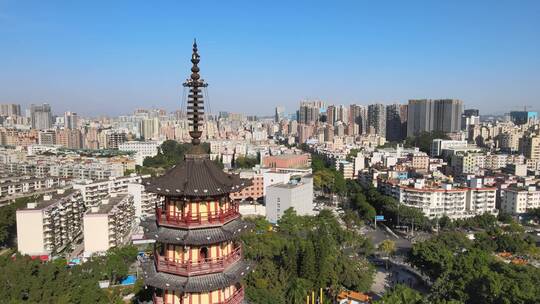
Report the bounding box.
[83,193,135,256]
[16,188,84,256]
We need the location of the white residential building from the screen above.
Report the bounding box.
[466,179,498,216]
[501,186,540,214]
[262,171,291,195]
[16,189,85,257]
[73,174,145,207]
[266,175,314,223]
[431,139,468,157]
[73,174,159,218]
[0,176,68,200]
[83,194,135,256]
[0,160,126,180]
[27,144,62,156]
[379,179,497,219]
[127,183,161,218]
[118,141,161,165]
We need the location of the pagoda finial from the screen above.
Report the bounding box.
[183,39,208,147]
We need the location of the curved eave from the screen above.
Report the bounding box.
[144,181,251,197]
[142,259,253,293]
[141,217,254,246]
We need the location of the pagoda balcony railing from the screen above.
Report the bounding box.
[152,286,244,304]
[155,203,240,228]
[154,246,242,276]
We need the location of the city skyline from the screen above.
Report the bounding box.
[1,23,540,304]
[1,1,539,116]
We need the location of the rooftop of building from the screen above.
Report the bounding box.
[20,188,77,210]
[264,153,309,159]
[72,174,145,185]
[269,177,312,189]
[505,185,539,192]
[87,193,130,214]
[382,178,497,192]
[0,176,61,185]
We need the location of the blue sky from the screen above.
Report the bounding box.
[1,0,539,116]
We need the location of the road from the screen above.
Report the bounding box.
[364,225,413,256]
[362,225,433,297]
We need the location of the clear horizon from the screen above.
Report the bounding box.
[1,0,539,117]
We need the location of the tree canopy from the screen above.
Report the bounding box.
[0,245,140,304]
[404,131,450,154]
[0,196,41,247]
[142,140,211,168]
[234,155,259,169]
[408,232,540,304]
[242,210,374,303]
[311,155,346,195]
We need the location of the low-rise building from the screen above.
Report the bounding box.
[338,160,355,179]
[262,153,310,169]
[2,159,125,180]
[230,170,264,201]
[0,176,68,200]
[451,152,486,175]
[431,139,468,157]
[410,152,429,172]
[118,140,161,166]
[379,179,498,219]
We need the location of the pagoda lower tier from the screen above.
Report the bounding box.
[142,258,250,304]
[141,216,252,304]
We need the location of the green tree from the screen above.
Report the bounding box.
[313,169,334,192]
[242,211,374,304]
[342,210,362,229]
[234,155,259,169]
[0,196,39,247]
[142,140,211,169]
[379,239,396,257]
[286,278,311,304]
[526,207,540,222]
[346,149,359,161]
[299,242,316,280]
[332,171,347,196]
[375,284,423,304]
[404,131,450,154]
[0,245,138,303]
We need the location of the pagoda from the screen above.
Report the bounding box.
[141,40,252,304]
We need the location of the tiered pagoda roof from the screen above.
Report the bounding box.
[141,216,251,245]
[141,259,252,293]
[144,155,248,197]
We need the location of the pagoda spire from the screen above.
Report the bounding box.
[184,39,208,146]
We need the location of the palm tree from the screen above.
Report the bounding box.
[286,278,311,304]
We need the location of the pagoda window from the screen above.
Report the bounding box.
[199,247,209,262]
[200,202,208,220]
[175,245,183,263]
